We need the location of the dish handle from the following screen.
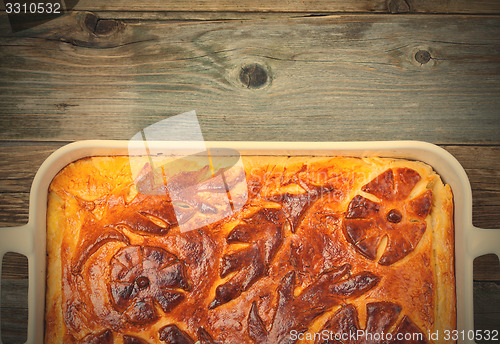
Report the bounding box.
[469,226,500,258]
[467,226,500,344]
[0,224,35,344]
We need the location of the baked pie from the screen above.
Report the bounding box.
[45,155,455,343]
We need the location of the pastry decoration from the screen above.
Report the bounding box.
[135,163,247,232]
[123,335,151,344]
[343,168,432,265]
[209,208,285,309]
[79,330,113,344]
[109,245,191,324]
[262,164,337,233]
[317,302,428,344]
[159,325,216,344]
[247,267,379,344]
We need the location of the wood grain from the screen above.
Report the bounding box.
[1,12,500,143]
[1,253,27,280]
[19,0,500,14]
[0,280,27,344]
[474,254,500,282]
[473,281,500,344]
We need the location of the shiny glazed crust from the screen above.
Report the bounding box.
[45,155,455,344]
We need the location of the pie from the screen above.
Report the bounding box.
[45,154,455,343]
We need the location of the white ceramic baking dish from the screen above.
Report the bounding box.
[0,140,498,344]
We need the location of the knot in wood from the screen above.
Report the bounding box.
[239,64,268,89]
[388,0,410,13]
[415,50,431,64]
[84,13,120,36]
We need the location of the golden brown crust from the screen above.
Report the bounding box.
[45,155,455,344]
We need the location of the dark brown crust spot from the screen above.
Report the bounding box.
[315,305,359,344]
[123,298,158,324]
[159,324,195,344]
[389,316,429,344]
[346,195,380,219]
[123,335,149,344]
[344,219,379,260]
[365,301,402,333]
[197,327,216,344]
[208,281,242,309]
[362,169,395,201]
[395,168,422,200]
[328,272,380,298]
[136,276,150,289]
[387,209,403,223]
[248,302,269,343]
[362,168,421,201]
[408,189,432,218]
[279,185,335,233]
[119,205,178,236]
[79,329,113,344]
[378,222,426,266]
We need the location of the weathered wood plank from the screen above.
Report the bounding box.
[0,279,27,344]
[2,0,496,15]
[1,253,27,281]
[0,193,30,227]
[474,254,500,282]
[443,146,500,229]
[0,143,61,194]
[473,281,500,344]
[1,13,499,143]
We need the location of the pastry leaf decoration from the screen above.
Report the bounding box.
[316,302,428,344]
[209,208,285,309]
[247,266,379,344]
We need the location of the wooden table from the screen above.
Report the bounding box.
[1,1,499,343]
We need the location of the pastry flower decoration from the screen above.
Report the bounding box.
[343,168,432,265]
[317,302,428,344]
[109,245,191,324]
